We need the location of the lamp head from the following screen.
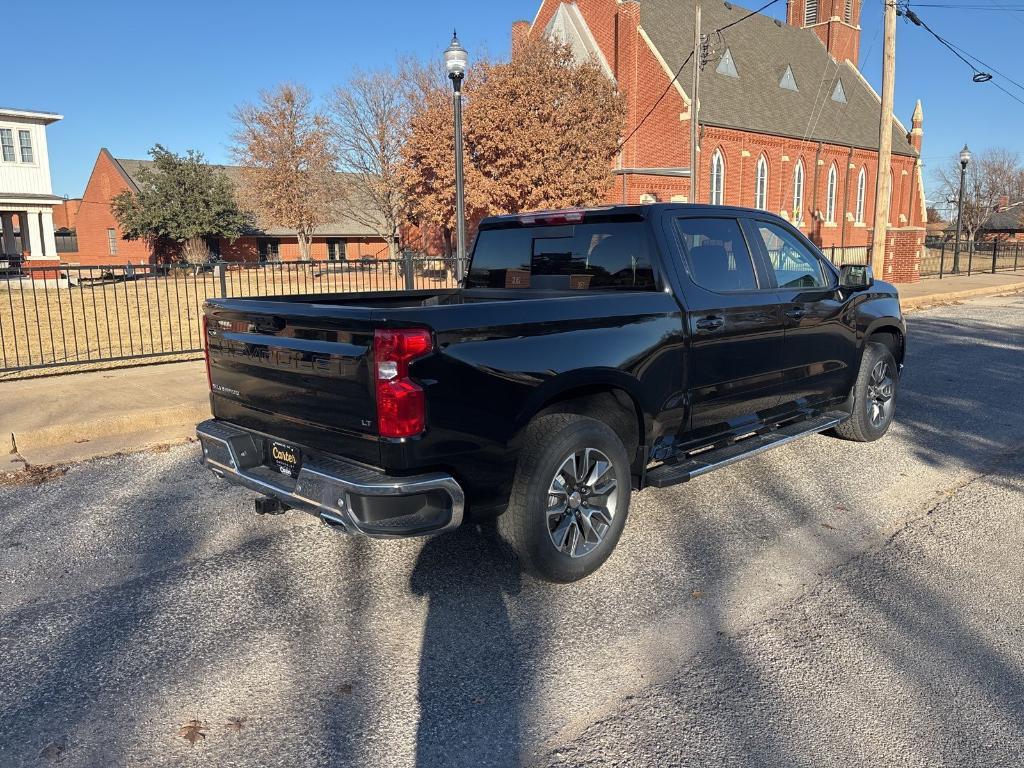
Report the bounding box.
[959,144,971,168]
[444,32,468,80]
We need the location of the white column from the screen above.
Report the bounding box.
[40,209,58,259]
[0,212,16,255]
[25,209,44,260]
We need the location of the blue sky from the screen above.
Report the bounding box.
[10,0,1023,203]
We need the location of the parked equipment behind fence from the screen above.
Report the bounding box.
[0,256,456,375]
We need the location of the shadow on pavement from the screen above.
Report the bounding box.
[410,523,523,767]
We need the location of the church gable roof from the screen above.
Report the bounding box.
[639,0,918,156]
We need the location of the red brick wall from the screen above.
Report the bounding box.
[524,1,921,229]
[70,151,154,266]
[880,227,925,284]
[219,237,259,262]
[786,0,862,65]
[52,199,81,230]
[216,235,389,262]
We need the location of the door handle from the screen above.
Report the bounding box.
[695,315,725,332]
[785,306,806,320]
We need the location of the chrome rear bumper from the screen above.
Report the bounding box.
[196,419,464,538]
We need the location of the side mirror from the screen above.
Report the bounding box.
[839,264,873,291]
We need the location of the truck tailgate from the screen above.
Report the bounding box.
[205,300,379,465]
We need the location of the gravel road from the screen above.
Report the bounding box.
[1,293,1022,768]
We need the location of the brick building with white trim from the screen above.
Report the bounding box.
[519,0,928,282]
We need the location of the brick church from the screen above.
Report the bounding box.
[519,0,927,282]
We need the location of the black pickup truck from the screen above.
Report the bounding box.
[197,204,904,582]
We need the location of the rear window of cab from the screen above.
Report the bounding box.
[466,221,657,290]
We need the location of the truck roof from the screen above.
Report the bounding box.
[479,203,790,229]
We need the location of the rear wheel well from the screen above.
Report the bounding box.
[530,387,643,470]
[867,326,904,365]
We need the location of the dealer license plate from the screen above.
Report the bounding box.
[269,441,302,477]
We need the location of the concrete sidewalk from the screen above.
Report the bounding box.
[0,272,1020,472]
[898,271,1024,310]
[1,361,209,470]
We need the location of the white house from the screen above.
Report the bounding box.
[0,107,62,261]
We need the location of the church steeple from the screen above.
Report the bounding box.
[787,0,863,66]
[909,100,924,153]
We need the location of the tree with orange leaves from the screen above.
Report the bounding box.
[231,84,338,261]
[401,37,625,256]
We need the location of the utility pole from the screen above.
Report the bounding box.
[690,1,701,203]
[870,0,897,275]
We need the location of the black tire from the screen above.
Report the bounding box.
[832,341,899,442]
[498,413,632,583]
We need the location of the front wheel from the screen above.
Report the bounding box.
[833,341,899,442]
[498,414,632,582]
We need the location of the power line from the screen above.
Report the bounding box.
[909,3,1024,8]
[615,50,694,154]
[943,38,1024,95]
[718,0,785,30]
[900,3,1024,107]
[616,0,784,155]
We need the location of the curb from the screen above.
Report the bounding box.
[11,403,210,454]
[900,281,1024,311]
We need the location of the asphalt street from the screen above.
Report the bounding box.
[1,293,1022,767]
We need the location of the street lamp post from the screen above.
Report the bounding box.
[952,144,971,275]
[444,32,468,282]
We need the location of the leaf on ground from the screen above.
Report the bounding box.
[835,505,848,513]
[335,683,353,696]
[691,590,704,600]
[178,719,207,746]
[821,522,836,530]
[224,717,247,733]
[471,695,487,705]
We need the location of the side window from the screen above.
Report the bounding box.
[674,217,758,292]
[753,221,827,289]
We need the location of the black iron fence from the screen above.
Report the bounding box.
[0,255,456,375]
[922,239,1023,278]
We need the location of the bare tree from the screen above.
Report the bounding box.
[231,84,337,261]
[932,148,1023,244]
[328,69,410,258]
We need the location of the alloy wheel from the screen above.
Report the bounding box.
[866,359,895,427]
[546,448,618,558]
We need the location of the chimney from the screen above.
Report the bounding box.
[997,195,1009,211]
[511,20,531,55]
[908,99,923,154]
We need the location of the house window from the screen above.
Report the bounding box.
[792,160,805,223]
[107,228,118,256]
[0,129,14,162]
[710,149,725,206]
[855,167,866,223]
[754,156,769,210]
[805,0,818,25]
[326,238,347,260]
[18,130,33,163]
[826,164,838,223]
[258,238,280,262]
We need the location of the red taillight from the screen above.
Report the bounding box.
[373,328,432,438]
[202,315,213,390]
